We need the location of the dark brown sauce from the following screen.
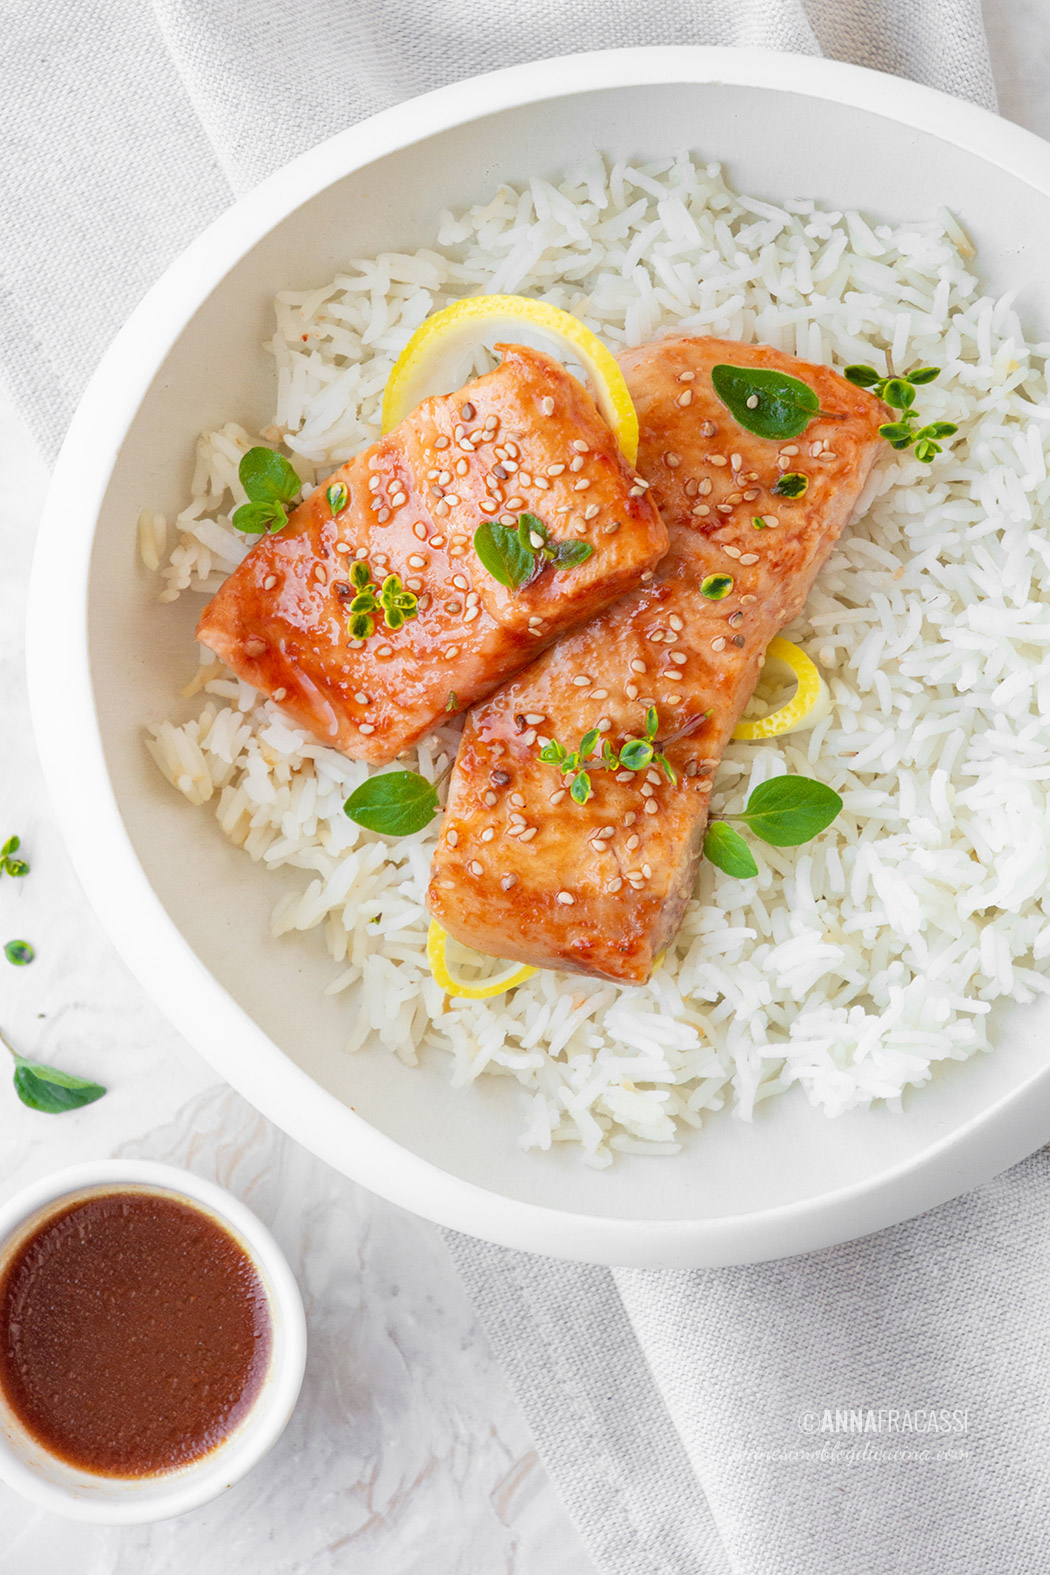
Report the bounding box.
[0,1189,272,1477]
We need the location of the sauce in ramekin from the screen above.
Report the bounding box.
[0,1189,272,1476]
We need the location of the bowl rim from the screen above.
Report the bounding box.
[0,1159,307,1522]
[25,44,1050,1269]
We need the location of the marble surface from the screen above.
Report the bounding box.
[2,10,1049,1569]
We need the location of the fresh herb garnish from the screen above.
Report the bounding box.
[344,770,439,836]
[0,835,28,878]
[4,940,33,966]
[1,1027,106,1114]
[711,365,837,441]
[843,364,957,462]
[473,512,594,590]
[232,446,302,534]
[703,775,843,878]
[446,691,459,713]
[326,481,349,515]
[701,574,734,600]
[347,561,418,639]
[539,707,676,805]
[773,472,808,498]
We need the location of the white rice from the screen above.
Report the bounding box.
[144,151,1050,1165]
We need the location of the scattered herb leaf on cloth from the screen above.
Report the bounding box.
[0,1027,107,1114]
[0,835,28,878]
[4,940,34,966]
[344,771,439,836]
[703,822,759,879]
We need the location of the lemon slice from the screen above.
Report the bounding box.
[427,919,537,1000]
[382,295,639,464]
[732,637,832,741]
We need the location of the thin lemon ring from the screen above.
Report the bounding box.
[732,637,832,741]
[426,919,537,1000]
[381,294,639,464]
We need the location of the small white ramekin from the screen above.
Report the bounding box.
[0,1159,307,1523]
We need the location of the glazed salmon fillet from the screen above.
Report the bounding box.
[428,336,886,982]
[196,346,666,764]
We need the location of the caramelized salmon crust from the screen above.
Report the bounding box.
[195,346,667,764]
[428,336,886,983]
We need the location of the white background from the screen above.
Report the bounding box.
[1,8,1046,1570]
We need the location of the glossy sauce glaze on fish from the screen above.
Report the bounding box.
[196,346,667,764]
[428,337,886,982]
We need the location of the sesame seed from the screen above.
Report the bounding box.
[502,459,519,474]
[390,492,407,507]
[678,370,695,381]
[460,403,475,421]
[642,863,652,879]
[609,878,624,893]
[603,522,620,534]
[335,542,352,554]
[717,505,733,515]
[359,722,375,734]
[434,435,450,450]
[692,505,711,517]
[547,463,565,476]
[445,645,460,658]
[723,545,742,559]
[741,594,758,606]
[678,390,693,406]
[556,891,575,906]
[524,712,546,724]
[463,607,480,623]
[455,458,469,475]
[727,493,743,505]
[699,479,713,495]
[644,799,659,814]
[506,496,525,510]
[711,636,727,652]
[408,554,426,568]
[664,451,681,468]
[540,396,554,416]
[627,834,640,851]
[376,644,393,657]
[731,453,742,470]
[709,454,728,467]
[478,499,497,513]
[518,826,537,843]
[469,860,483,876]
[626,683,639,700]
[739,553,760,565]
[569,456,584,473]
[574,478,591,491]
[650,630,664,644]
[700,421,716,437]
[377,508,390,523]
[354,690,370,704]
[743,489,760,501]
[484,790,497,806]
[733,634,746,648]
[369,476,381,491]
[597,718,612,732]
[641,784,655,798]
[272,687,287,701]
[447,829,459,847]
[664,671,683,681]
[746,393,759,408]
[572,675,592,687]
[631,660,647,677]
[549,790,567,806]
[500,873,517,890]
[481,828,494,842]
[728,611,744,627]
[625,812,637,826]
[510,793,526,808]
[697,778,713,791]
[263,574,277,590]
[435,500,450,516]
[534,478,550,490]
[584,504,600,520]
[670,651,687,665]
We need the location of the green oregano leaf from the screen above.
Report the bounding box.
[701,574,734,600]
[703,822,758,879]
[711,364,821,440]
[737,776,843,847]
[473,521,536,588]
[344,771,439,836]
[618,740,653,771]
[570,772,593,805]
[550,539,595,571]
[240,447,302,505]
[4,940,34,966]
[326,481,349,515]
[773,472,808,499]
[232,500,286,535]
[13,1056,107,1113]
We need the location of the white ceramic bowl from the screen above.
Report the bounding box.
[0,1161,306,1522]
[26,47,1050,1269]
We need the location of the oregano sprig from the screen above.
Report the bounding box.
[703,775,843,879]
[0,835,28,879]
[844,364,957,462]
[539,707,677,805]
[474,512,593,590]
[347,561,418,640]
[232,446,303,534]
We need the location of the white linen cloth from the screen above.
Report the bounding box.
[4,5,1042,1573]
